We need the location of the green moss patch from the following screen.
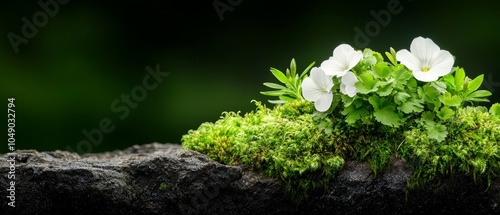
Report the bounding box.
[182,100,500,202]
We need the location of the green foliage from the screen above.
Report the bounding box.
[183,100,345,202]
[182,99,500,204]
[401,107,500,189]
[261,59,315,104]
[442,67,492,103]
[184,44,500,204]
[339,51,492,143]
[490,103,500,116]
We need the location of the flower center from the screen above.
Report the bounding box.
[422,67,430,72]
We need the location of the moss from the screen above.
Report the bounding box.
[182,101,500,202]
[159,182,168,191]
[183,100,344,202]
[400,106,500,189]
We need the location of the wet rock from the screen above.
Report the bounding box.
[0,143,498,215]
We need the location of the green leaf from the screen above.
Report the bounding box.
[489,103,500,116]
[422,84,441,104]
[368,95,403,127]
[476,106,488,113]
[362,49,377,65]
[368,95,381,110]
[393,67,413,89]
[465,98,490,103]
[341,105,370,124]
[467,74,484,95]
[268,100,285,104]
[443,74,455,88]
[431,81,447,94]
[290,58,297,78]
[300,61,316,79]
[437,107,454,120]
[355,73,380,94]
[374,62,391,78]
[439,93,462,107]
[279,95,296,102]
[426,122,448,142]
[384,47,398,65]
[270,68,289,84]
[466,90,492,98]
[376,83,393,96]
[406,78,418,92]
[398,97,424,114]
[373,105,403,127]
[394,92,411,104]
[261,90,285,96]
[263,82,286,90]
[454,67,465,91]
[421,111,435,122]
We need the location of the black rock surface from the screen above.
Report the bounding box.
[1,143,499,215]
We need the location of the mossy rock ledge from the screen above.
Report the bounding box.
[1,143,499,215]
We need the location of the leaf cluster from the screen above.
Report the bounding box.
[261,59,315,104]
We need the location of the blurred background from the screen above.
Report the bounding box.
[1,0,499,153]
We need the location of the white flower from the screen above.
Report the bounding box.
[396,37,454,82]
[302,67,334,112]
[340,71,358,97]
[320,44,363,77]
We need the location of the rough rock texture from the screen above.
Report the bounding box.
[1,143,499,215]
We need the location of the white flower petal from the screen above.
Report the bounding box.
[322,44,362,77]
[314,92,333,112]
[340,83,347,95]
[310,68,333,90]
[320,58,346,77]
[301,77,322,101]
[410,37,440,66]
[398,36,455,82]
[302,67,334,110]
[341,71,358,86]
[429,50,454,76]
[396,49,422,72]
[340,83,357,97]
[345,85,357,97]
[412,70,439,82]
[335,45,363,72]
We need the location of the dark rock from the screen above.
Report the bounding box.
[0,143,498,215]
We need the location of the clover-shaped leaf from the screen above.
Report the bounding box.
[426,121,448,142]
[355,73,380,94]
[369,95,403,127]
[490,103,500,116]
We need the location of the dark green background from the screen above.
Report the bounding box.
[1,0,499,154]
